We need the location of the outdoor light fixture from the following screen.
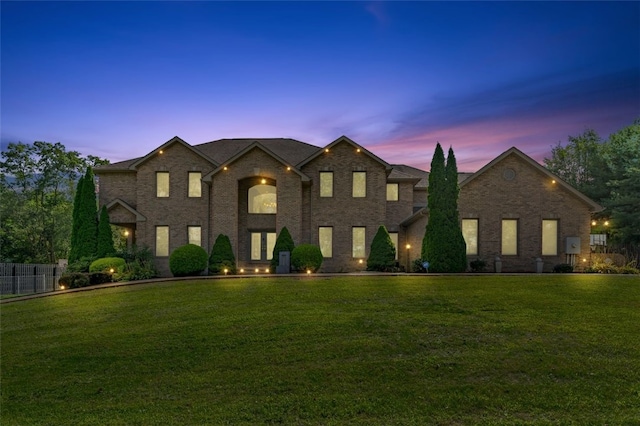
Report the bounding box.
[356,148,361,153]
[255,268,259,273]
[358,259,363,264]
[325,148,329,153]
[287,166,291,171]
[592,221,597,226]
[223,268,228,275]
[306,269,311,274]
[109,268,114,273]
[265,268,269,273]
[60,285,66,290]
[261,178,266,184]
[604,221,609,226]
[406,244,411,250]
[223,166,228,171]
[240,268,244,273]
[552,179,556,184]
[159,150,164,155]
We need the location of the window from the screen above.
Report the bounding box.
[320,172,333,197]
[462,219,479,255]
[188,226,201,247]
[156,172,169,197]
[387,183,399,201]
[352,227,366,258]
[542,220,558,256]
[249,184,277,214]
[352,172,366,198]
[501,219,518,255]
[156,226,169,256]
[319,227,333,258]
[188,172,202,197]
[251,232,276,261]
[389,232,398,260]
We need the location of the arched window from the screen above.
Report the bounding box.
[248,184,277,214]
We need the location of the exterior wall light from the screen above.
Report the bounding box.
[124,230,130,237]
[325,148,329,153]
[356,148,361,153]
[592,221,597,226]
[223,166,228,171]
[358,259,364,264]
[261,178,266,184]
[287,166,291,171]
[551,179,556,184]
[159,150,164,155]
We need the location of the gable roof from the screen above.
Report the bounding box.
[461,147,603,212]
[296,135,392,171]
[202,141,311,182]
[195,138,321,166]
[105,199,146,222]
[128,136,218,170]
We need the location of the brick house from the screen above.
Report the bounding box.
[95,136,602,276]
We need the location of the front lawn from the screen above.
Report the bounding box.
[1,275,638,424]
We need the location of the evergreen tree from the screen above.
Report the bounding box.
[367,225,397,271]
[209,234,236,274]
[68,173,86,263]
[422,143,447,270]
[96,205,115,258]
[444,147,467,272]
[270,226,295,272]
[422,144,467,272]
[69,167,98,262]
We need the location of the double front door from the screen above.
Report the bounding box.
[250,231,276,261]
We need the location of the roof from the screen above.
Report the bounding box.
[195,138,321,167]
[296,135,392,171]
[460,147,604,212]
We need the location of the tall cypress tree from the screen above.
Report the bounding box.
[444,147,467,272]
[422,143,447,270]
[422,144,467,272]
[270,226,295,271]
[367,225,396,272]
[68,173,86,262]
[96,205,115,258]
[69,167,98,262]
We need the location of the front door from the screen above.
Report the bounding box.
[250,232,276,261]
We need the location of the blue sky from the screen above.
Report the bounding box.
[1,1,638,171]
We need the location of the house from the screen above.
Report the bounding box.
[95,136,602,276]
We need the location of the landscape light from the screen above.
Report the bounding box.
[265,268,269,273]
[255,268,259,273]
[591,221,597,226]
[124,230,129,237]
[240,268,244,273]
[306,269,311,274]
[406,244,411,250]
[223,268,228,275]
[109,268,114,273]
[604,221,609,226]
[261,178,266,184]
[60,285,66,290]
[358,259,363,264]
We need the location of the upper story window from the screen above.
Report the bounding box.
[249,184,277,214]
[386,183,399,201]
[320,172,333,197]
[188,172,202,197]
[352,172,366,198]
[156,172,169,197]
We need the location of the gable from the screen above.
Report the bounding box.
[105,199,146,223]
[129,136,217,170]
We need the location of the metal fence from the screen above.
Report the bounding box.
[0,263,66,295]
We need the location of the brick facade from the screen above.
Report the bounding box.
[95,136,601,276]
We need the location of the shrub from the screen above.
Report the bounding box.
[469,259,487,272]
[66,256,97,273]
[118,260,158,281]
[209,234,236,274]
[291,244,323,273]
[89,272,112,285]
[59,272,90,289]
[585,261,639,274]
[367,225,396,272]
[90,257,126,273]
[270,227,295,272]
[169,244,208,277]
[553,263,574,273]
[412,259,428,273]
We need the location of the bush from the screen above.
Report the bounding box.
[169,244,208,277]
[209,234,236,274]
[469,259,487,272]
[367,226,396,272]
[66,256,97,273]
[89,272,112,285]
[291,244,323,273]
[90,257,126,273]
[553,263,574,273]
[118,260,158,281]
[412,259,429,273]
[585,261,639,274]
[59,272,90,289]
[270,227,295,272]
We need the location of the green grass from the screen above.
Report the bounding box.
[1,275,639,425]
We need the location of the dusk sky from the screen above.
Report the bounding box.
[1,1,638,172]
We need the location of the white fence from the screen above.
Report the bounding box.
[0,263,66,295]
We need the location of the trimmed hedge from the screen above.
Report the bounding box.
[291,244,323,273]
[170,244,208,277]
[270,227,295,272]
[367,225,396,272]
[59,272,90,289]
[90,257,126,273]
